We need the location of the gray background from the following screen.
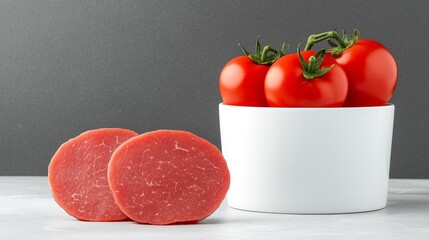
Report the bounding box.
[0,0,428,177]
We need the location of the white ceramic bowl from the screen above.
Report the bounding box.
[219,103,395,214]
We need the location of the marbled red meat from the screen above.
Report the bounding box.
[48,128,138,221]
[108,130,230,225]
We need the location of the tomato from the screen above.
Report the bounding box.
[219,56,269,106]
[219,37,286,106]
[305,30,397,106]
[332,39,397,106]
[264,49,348,107]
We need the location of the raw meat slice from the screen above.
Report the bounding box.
[108,130,230,225]
[48,128,138,221]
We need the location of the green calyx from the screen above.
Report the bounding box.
[304,29,360,56]
[298,43,333,80]
[239,36,287,65]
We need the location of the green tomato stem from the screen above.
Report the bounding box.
[307,56,317,73]
[304,29,360,56]
[297,43,333,80]
[261,45,280,63]
[238,36,287,65]
[255,36,261,54]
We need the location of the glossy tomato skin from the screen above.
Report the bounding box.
[333,39,397,107]
[264,51,348,107]
[219,56,269,106]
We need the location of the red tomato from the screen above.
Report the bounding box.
[219,56,269,106]
[219,37,286,107]
[264,50,348,107]
[332,39,397,106]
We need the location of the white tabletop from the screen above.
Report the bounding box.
[1,177,429,239]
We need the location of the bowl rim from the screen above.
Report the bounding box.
[219,102,394,111]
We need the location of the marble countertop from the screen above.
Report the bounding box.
[1,177,429,239]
